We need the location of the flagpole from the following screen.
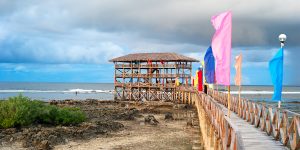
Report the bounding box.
[278,34,286,108]
[228,85,231,117]
[238,85,241,115]
[278,43,283,109]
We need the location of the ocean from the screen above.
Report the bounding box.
[225,85,300,113]
[0,82,114,101]
[0,82,299,113]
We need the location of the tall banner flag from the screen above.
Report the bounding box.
[175,77,180,86]
[235,54,242,115]
[269,48,283,100]
[204,46,215,84]
[194,70,198,88]
[198,68,203,91]
[211,11,232,86]
[234,54,242,86]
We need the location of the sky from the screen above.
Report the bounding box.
[0,0,299,85]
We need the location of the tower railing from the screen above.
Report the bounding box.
[115,64,192,69]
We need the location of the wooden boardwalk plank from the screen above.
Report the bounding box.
[215,102,288,150]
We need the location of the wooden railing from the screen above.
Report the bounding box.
[193,92,244,150]
[176,90,244,150]
[115,73,191,78]
[208,89,300,150]
[115,64,192,69]
[114,82,176,88]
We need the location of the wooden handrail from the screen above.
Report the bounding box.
[114,82,176,88]
[207,89,300,150]
[191,91,245,150]
[115,73,191,78]
[115,64,192,68]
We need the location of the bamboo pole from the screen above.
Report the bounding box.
[228,85,231,117]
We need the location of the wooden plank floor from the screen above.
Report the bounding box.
[217,102,288,150]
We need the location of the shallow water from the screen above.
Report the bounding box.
[0,82,299,113]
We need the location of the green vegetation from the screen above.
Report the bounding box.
[0,94,86,128]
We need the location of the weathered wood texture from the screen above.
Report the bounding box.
[215,96,286,150]
[112,61,193,101]
[179,91,245,150]
[208,89,299,150]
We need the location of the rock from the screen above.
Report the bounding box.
[49,100,58,105]
[0,133,4,139]
[65,139,69,143]
[187,118,193,127]
[175,104,193,109]
[115,108,139,120]
[3,128,17,134]
[38,140,51,150]
[144,115,159,125]
[174,104,186,109]
[48,135,58,144]
[184,104,193,109]
[164,112,174,120]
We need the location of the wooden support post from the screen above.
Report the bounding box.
[182,91,184,103]
[183,92,185,104]
[179,91,181,103]
[188,92,191,105]
[228,85,231,117]
[185,92,188,104]
[114,63,117,100]
[210,125,214,148]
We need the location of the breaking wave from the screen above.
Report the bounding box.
[0,89,113,94]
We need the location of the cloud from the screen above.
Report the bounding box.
[0,63,114,82]
[0,0,300,84]
[0,28,126,64]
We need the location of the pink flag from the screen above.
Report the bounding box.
[211,11,232,86]
[234,54,242,85]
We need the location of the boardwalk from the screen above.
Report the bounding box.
[216,100,287,150]
[179,89,300,149]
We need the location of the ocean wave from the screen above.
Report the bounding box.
[225,91,300,95]
[68,89,113,93]
[0,89,113,94]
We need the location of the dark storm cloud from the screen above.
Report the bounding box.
[0,0,300,83]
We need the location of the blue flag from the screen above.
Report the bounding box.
[269,48,283,101]
[204,46,215,84]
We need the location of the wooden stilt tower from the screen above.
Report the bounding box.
[110,53,199,101]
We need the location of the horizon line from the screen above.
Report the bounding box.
[0,81,299,87]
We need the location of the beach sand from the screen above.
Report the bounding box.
[55,114,193,150]
[0,100,199,150]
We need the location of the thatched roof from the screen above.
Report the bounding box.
[109,53,199,62]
